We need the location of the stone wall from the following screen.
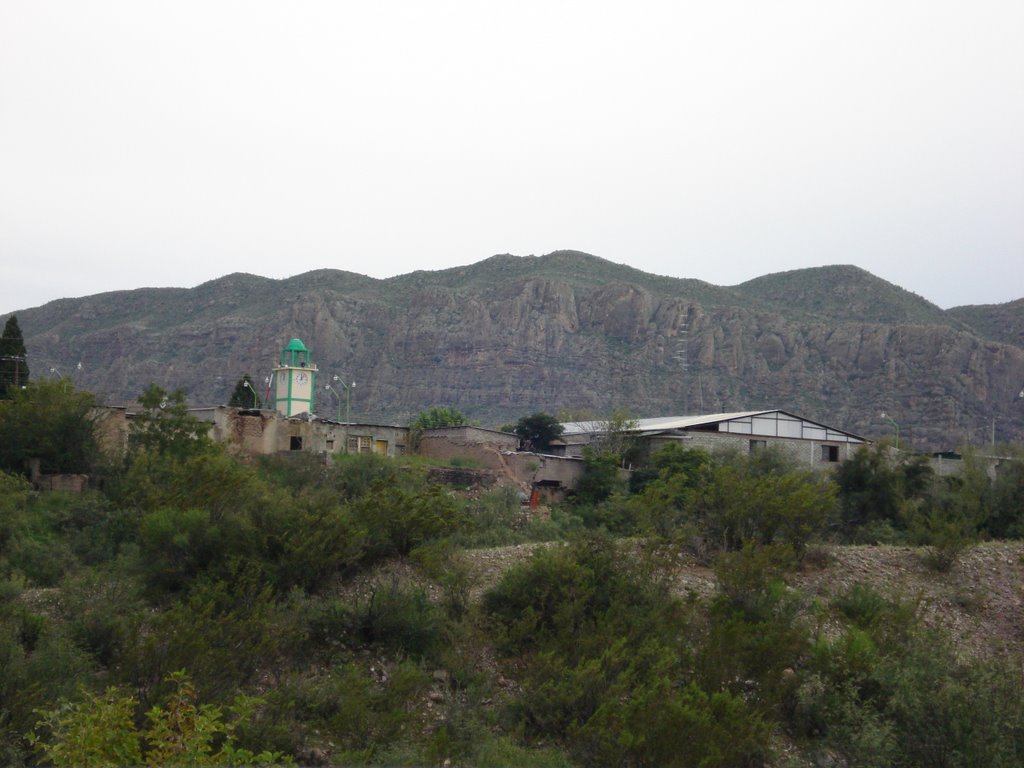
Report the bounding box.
[35,473,89,492]
[505,452,586,496]
[426,466,502,488]
[417,428,516,470]
[93,406,129,457]
[421,426,519,448]
[194,407,410,458]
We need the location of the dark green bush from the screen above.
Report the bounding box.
[484,535,772,766]
[268,662,429,763]
[571,448,625,509]
[118,571,297,705]
[349,480,466,563]
[798,584,1024,767]
[349,581,445,662]
[0,381,101,476]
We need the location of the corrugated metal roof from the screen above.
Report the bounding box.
[560,411,771,435]
[561,409,868,443]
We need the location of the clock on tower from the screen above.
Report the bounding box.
[272,338,318,416]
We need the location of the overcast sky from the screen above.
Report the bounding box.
[1,1,1022,316]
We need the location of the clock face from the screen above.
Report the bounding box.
[296,372,308,385]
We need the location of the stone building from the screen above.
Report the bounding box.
[191,406,410,458]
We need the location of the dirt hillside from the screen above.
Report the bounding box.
[462,540,1024,658]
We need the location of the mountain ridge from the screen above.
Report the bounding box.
[7,252,1024,449]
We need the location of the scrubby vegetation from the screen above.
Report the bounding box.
[1,382,1023,765]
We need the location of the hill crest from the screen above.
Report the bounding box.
[7,251,1024,449]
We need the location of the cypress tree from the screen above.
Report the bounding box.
[0,315,29,399]
[228,373,262,408]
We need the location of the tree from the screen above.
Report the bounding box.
[408,406,467,432]
[129,385,212,460]
[691,457,836,555]
[408,406,468,448]
[835,443,938,542]
[227,374,262,408]
[0,379,99,475]
[0,315,29,399]
[572,446,625,508]
[513,412,564,452]
[987,447,1024,538]
[834,444,905,536]
[594,407,641,467]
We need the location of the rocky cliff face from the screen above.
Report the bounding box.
[11,252,1024,450]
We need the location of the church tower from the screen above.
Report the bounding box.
[272,338,317,416]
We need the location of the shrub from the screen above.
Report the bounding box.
[269,662,430,763]
[482,535,752,764]
[29,671,290,767]
[349,479,466,563]
[349,580,445,662]
[801,583,1024,767]
[692,461,836,555]
[118,572,296,705]
[571,448,624,509]
[697,544,808,716]
[455,486,525,547]
[574,678,770,768]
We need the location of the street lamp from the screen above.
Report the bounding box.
[242,379,260,409]
[48,362,82,390]
[325,375,355,453]
[323,382,343,421]
[880,411,900,450]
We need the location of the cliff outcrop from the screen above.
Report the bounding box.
[12,251,1024,449]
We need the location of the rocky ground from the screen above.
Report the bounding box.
[459,539,1024,658]
[326,538,1024,767]
[342,538,1024,661]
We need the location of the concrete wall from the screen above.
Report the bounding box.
[668,431,857,470]
[427,466,502,488]
[568,430,855,470]
[224,409,282,455]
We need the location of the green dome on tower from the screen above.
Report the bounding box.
[274,337,317,416]
[280,338,313,367]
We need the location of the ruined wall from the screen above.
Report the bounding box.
[506,452,587,492]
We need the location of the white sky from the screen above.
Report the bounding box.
[1,1,1022,315]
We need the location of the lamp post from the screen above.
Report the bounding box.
[48,362,81,390]
[327,375,355,453]
[324,382,343,421]
[242,379,260,409]
[880,411,900,450]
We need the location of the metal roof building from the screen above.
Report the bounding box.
[560,409,869,468]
